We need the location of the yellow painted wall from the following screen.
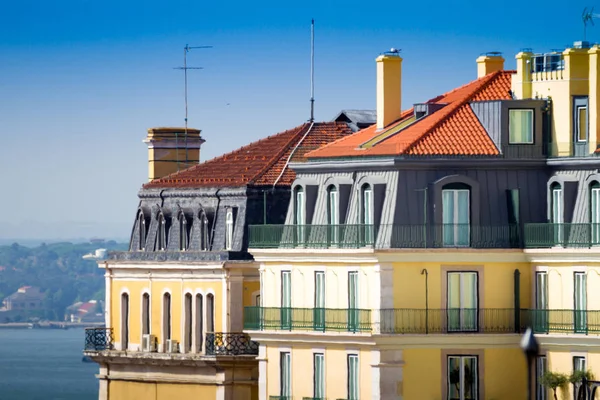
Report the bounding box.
[403,347,527,400]
[244,281,260,307]
[392,261,532,309]
[109,381,216,400]
[111,279,223,346]
[546,350,600,400]
[265,344,371,400]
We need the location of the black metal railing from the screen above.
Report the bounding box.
[523,309,600,334]
[269,397,292,400]
[525,223,600,248]
[244,306,371,333]
[205,332,259,356]
[249,224,522,249]
[379,308,519,334]
[84,327,114,351]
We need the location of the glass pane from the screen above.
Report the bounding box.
[464,357,477,400]
[364,189,373,225]
[443,190,455,245]
[281,352,291,396]
[456,190,470,246]
[448,357,461,400]
[592,188,600,243]
[448,273,461,309]
[552,189,563,223]
[282,272,291,307]
[314,354,324,398]
[348,355,359,400]
[296,191,304,224]
[579,106,588,142]
[536,273,547,309]
[537,357,548,400]
[509,109,533,143]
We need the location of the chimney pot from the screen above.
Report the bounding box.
[476,53,505,78]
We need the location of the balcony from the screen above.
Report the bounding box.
[205,332,259,356]
[524,223,600,248]
[84,327,113,351]
[83,329,257,356]
[249,224,521,250]
[526,309,600,334]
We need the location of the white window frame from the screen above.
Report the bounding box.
[348,353,359,400]
[280,351,292,397]
[314,353,325,399]
[200,212,209,251]
[447,355,478,400]
[442,188,470,247]
[295,187,305,225]
[509,109,534,144]
[574,272,587,332]
[591,185,600,244]
[225,208,234,250]
[536,356,548,400]
[536,272,548,310]
[577,105,588,142]
[328,186,339,244]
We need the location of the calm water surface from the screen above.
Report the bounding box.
[0,328,98,400]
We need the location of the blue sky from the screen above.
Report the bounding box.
[0,0,592,241]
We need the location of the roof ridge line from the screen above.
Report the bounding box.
[401,71,501,154]
[249,123,311,185]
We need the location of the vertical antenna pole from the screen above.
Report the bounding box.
[310,19,315,122]
[184,45,189,168]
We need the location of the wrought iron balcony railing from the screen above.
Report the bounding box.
[523,309,600,334]
[244,306,372,333]
[269,396,292,400]
[205,332,259,356]
[524,223,600,248]
[84,327,114,351]
[249,224,522,250]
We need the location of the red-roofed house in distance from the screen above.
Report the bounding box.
[245,43,600,400]
[83,119,356,400]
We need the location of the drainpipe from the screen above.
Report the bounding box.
[421,269,429,334]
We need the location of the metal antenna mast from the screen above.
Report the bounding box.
[582,7,600,41]
[173,44,212,170]
[310,19,315,122]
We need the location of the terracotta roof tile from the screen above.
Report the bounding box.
[143,122,353,189]
[308,70,515,158]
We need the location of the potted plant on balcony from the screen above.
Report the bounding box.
[541,371,568,400]
[570,369,594,399]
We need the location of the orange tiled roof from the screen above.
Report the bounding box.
[143,122,354,189]
[308,70,514,158]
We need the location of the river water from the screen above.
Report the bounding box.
[0,328,98,400]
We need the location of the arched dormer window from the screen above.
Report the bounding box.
[225,208,234,250]
[361,184,374,245]
[591,182,600,244]
[550,183,563,224]
[294,186,305,225]
[157,213,166,251]
[327,185,339,244]
[442,183,470,247]
[179,213,188,251]
[200,211,209,251]
[137,211,146,251]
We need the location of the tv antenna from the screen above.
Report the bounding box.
[582,7,600,41]
[173,44,212,170]
[309,19,315,122]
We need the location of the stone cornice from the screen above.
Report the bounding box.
[524,248,600,263]
[84,350,257,368]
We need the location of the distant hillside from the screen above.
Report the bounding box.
[0,241,128,320]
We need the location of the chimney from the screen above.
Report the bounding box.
[143,127,205,181]
[376,50,403,130]
[476,52,505,78]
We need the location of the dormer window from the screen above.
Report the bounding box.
[361,184,373,244]
[327,185,339,244]
[179,213,188,251]
[157,214,166,251]
[509,109,534,144]
[200,211,209,251]
[137,212,146,251]
[225,208,234,250]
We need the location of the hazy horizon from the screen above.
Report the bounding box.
[1,0,592,239]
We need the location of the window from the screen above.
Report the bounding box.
[314,353,324,399]
[347,354,359,400]
[280,352,291,397]
[194,294,203,352]
[591,183,600,244]
[183,293,192,353]
[163,292,171,344]
[573,356,587,399]
[200,212,209,251]
[536,356,548,400]
[281,271,291,329]
[577,106,588,142]
[157,214,166,251]
[509,109,534,144]
[362,184,374,245]
[327,185,339,244]
[121,293,129,351]
[443,186,470,247]
[348,272,359,332]
[551,184,563,245]
[206,293,215,333]
[448,356,478,400]
[314,271,325,330]
[142,293,150,336]
[447,272,478,332]
[294,186,305,243]
[138,212,146,251]
[179,213,188,251]
[574,273,587,333]
[225,208,234,250]
[535,272,549,332]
